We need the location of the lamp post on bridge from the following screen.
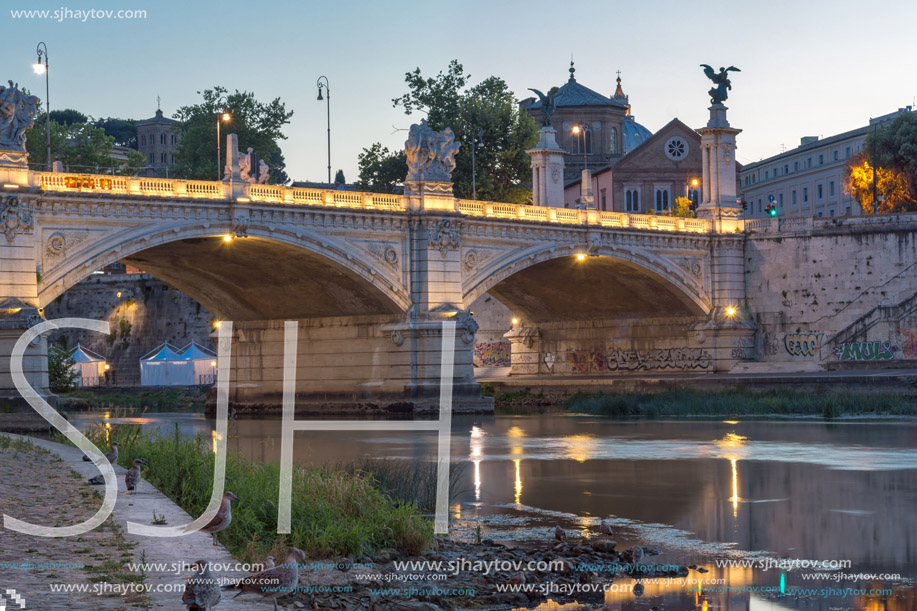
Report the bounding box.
[33,42,51,171]
[215,97,231,180]
[469,127,483,200]
[571,123,590,171]
[316,76,331,184]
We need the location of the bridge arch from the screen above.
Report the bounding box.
[38,221,410,320]
[463,243,711,322]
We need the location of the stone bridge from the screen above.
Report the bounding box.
[0,166,753,413]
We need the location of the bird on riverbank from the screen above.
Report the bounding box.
[600,520,613,536]
[226,547,306,611]
[201,492,239,546]
[83,441,119,463]
[554,525,566,542]
[182,559,222,610]
[125,458,145,494]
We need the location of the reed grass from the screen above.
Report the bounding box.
[80,423,434,562]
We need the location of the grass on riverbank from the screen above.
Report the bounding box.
[77,424,433,562]
[59,388,206,411]
[565,387,917,418]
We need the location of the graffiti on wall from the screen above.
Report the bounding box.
[834,341,897,361]
[785,333,824,357]
[731,337,755,360]
[899,328,917,358]
[567,347,711,373]
[474,342,511,367]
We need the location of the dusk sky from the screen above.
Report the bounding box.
[5,0,916,182]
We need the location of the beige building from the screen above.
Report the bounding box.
[137,108,180,176]
[740,106,914,219]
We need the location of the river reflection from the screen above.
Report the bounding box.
[65,411,917,610]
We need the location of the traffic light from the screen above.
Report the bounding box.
[765,204,779,217]
[741,200,748,211]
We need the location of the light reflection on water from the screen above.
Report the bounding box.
[65,410,917,610]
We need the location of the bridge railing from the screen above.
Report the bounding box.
[32,169,726,233]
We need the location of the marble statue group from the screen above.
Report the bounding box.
[0,82,39,151]
[404,119,460,183]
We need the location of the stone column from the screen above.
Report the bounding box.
[0,185,54,415]
[579,169,595,209]
[527,127,566,207]
[696,104,743,231]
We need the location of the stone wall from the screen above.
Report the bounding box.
[43,274,216,385]
[746,220,917,367]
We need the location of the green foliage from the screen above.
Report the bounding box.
[49,109,88,125]
[870,111,917,205]
[83,424,434,561]
[673,196,693,218]
[565,388,917,418]
[48,345,79,393]
[172,86,293,184]
[357,143,407,193]
[26,118,145,174]
[390,60,539,203]
[94,117,138,148]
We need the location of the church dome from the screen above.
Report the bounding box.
[622,115,652,154]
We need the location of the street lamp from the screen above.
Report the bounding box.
[33,42,51,171]
[215,97,231,180]
[571,123,590,171]
[316,76,331,184]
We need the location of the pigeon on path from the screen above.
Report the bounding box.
[226,547,307,611]
[125,458,145,494]
[201,492,239,546]
[600,520,613,536]
[83,441,118,462]
[182,559,222,610]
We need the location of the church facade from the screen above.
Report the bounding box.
[520,62,652,182]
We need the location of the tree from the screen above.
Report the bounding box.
[49,109,88,126]
[673,196,693,218]
[357,143,407,193]
[846,155,911,214]
[334,169,346,184]
[854,111,917,213]
[26,119,146,175]
[48,345,79,393]
[172,86,293,183]
[390,60,539,203]
[95,117,138,148]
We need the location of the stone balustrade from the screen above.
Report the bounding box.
[25,169,726,233]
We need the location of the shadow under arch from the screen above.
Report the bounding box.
[38,224,409,320]
[463,244,710,323]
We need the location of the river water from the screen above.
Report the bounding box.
[65,410,917,610]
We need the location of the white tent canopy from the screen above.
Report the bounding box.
[178,341,217,385]
[139,343,193,386]
[69,344,107,387]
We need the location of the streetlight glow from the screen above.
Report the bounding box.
[576,253,586,261]
[511,317,519,325]
[726,306,737,317]
[223,234,233,242]
[33,60,45,75]
[571,125,580,134]
[691,178,699,187]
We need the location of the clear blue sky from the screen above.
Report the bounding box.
[5,0,915,182]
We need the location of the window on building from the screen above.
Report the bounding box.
[803,187,808,203]
[807,158,812,168]
[148,153,153,163]
[845,146,851,158]
[784,164,789,174]
[160,133,165,145]
[654,188,669,211]
[609,128,617,154]
[141,135,146,146]
[833,150,839,161]
[765,170,769,179]
[792,190,797,205]
[171,156,175,165]
[817,211,823,218]
[625,189,640,212]
[794,161,799,172]
[600,188,607,211]
[818,154,824,165]
[779,193,784,207]
[817,183,823,199]
[171,135,176,145]
[757,198,762,213]
[829,181,835,197]
[845,206,851,215]
[829,208,835,217]
[161,152,166,163]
